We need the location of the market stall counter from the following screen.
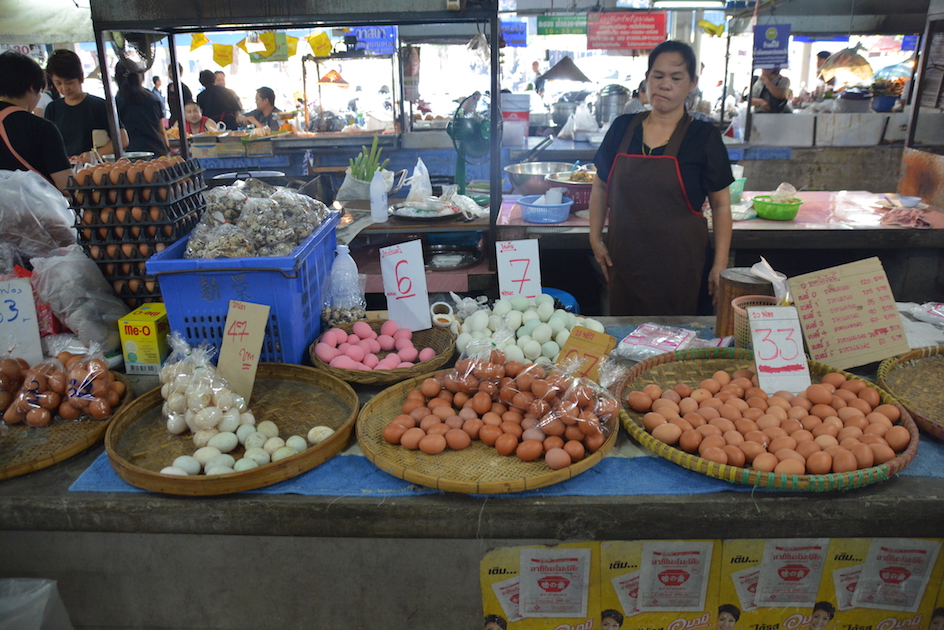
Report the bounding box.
[2,316,944,630]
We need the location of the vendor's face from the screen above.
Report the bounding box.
[255,93,266,110]
[602,617,622,630]
[929,616,944,630]
[52,75,83,101]
[485,623,503,630]
[184,103,202,124]
[215,72,225,86]
[646,52,695,113]
[810,610,832,630]
[718,612,737,630]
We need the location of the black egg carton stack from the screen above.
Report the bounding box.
[65,158,206,209]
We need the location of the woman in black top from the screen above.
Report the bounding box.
[114,62,169,157]
[0,51,71,190]
[195,70,242,130]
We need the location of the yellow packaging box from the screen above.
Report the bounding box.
[118,303,170,375]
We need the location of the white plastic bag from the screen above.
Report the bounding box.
[0,578,74,630]
[406,157,433,203]
[0,170,76,260]
[611,323,697,362]
[558,113,576,140]
[574,102,599,132]
[335,167,394,201]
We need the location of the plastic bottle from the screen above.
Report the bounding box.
[329,244,360,306]
[370,170,388,223]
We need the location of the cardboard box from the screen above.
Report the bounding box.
[216,135,246,158]
[118,303,170,375]
[245,139,274,156]
[190,143,217,158]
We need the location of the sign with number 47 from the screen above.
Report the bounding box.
[747,305,811,395]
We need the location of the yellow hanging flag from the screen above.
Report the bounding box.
[259,31,278,57]
[236,38,248,54]
[307,32,332,57]
[212,43,234,67]
[190,33,209,51]
[286,35,299,57]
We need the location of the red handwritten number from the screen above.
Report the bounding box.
[756,328,777,361]
[563,349,599,377]
[509,258,530,294]
[778,328,799,360]
[227,320,249,341]
[755,327,799,361]
[394,260,415,300]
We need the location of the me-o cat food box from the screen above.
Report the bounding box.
[118,303,170,375]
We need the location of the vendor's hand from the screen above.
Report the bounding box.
[73,151,96,166]
[708,264,726,304]
[591,241,613,283]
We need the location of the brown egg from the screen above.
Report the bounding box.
[884,425,911,452]
[869,442,896,465]
[400,427,426,450]
[418,433,447,455]
[494,433,518,456]
[832,449,858,473]
[383,423,407,444]
[873,404,901,423]
[445,428,471,450]
[723,445,746,468]
[774,458,806,475]
[699,378,721,394]
[795,440,822,459]
[858,387,881,409]
[479,424,503,446]
[544,447,572,470]
[651,422,682,445]
[26,407,52,427]
[806,384,833,405]
[58,401,80,420]
[739,440,767,463]
[642,412,667,431]
[678,429,702,453]
[850,443,874,469]
[700,446,728,465]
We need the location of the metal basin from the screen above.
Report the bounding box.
[504,162,576,195]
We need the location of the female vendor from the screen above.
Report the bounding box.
[588,40,733,316]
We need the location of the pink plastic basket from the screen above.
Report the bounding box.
[732,295,781,348]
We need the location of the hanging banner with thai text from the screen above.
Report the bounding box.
[753,24,790,69]
[538,15,587,36]
[587,12,666,50]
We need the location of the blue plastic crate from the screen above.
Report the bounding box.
[146,211,340,364]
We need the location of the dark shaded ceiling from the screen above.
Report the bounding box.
[729,0,929,36]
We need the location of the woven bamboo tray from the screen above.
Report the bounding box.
[617,348,919,491]
[309,319,456,386]
[105,363,358,496]
[0,372,135,481]
[357,371,618,494]
[878,346,944,440]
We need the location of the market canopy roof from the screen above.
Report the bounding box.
[538,56,592,83]
[0,0,93,44]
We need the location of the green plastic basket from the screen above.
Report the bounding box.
[752,195,802,221]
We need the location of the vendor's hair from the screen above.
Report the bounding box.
[932,608,944,620]
[813,602,836,620]
[46,49,84,81]
[257,86,275,105]
[602,609,624,626]
[114,62,148,105]
[484,614,507,630]
[719,604,741,621]
[647,40,697,81]
[199,69,216,88]
[0,51,47,97]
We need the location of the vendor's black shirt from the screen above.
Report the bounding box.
[594,113,734,210]
[116,90,169,156]
[0,102,71,182]
[44,94,121,157]
[245,107,282,131]
[197,85,242,130]
[166,82,192,127]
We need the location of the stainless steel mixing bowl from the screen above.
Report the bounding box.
[504,162,577,195]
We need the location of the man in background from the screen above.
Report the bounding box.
[166,63,192,128]
[151,76,167,120]
[238,86,281,131]
[214,71,227,87]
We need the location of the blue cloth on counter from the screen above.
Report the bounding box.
[69,435,944,497]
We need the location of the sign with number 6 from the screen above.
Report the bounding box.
[747,305,811,395]
[496,239,541,299]
[380,239,431,331]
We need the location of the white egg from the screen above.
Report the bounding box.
[192,428,219,448]
[233,458,259,472]
[504,310,523,331]
[516,335,532,349]
[205,453,236,470]
[205,465,234,476]
[166,413,187,435]
[271,446,297,462]
[465,338,492,357]
[460,321,472,334]
[574,317,587,329]
[503,344,525,364]
[161,402,170,417]
[535,293,554,307]
[307,426,335,445]
[466,310,489,332]
[213,388,234,411]
[556,329,571,347]
[173,455,201,475]
[491,328,515,346]
[186,386,211,411]
[285,435,308,454]
[167,392,186,414]
[217,409,241,433]
[244,432,267,450]
[565,312,578,328]
[523,339,542,360]
[263,437,285,455]
[492,299,511,316]
[541,340,561,359]
[548,316,566,335]
[193,406,222,430]
[487,314,504,332]
[536,301,554,322]
[456,332,473,353]
[239,411,256,426]
[236,424,257,445]
[531,323,553,345]
[521,310,540,325]
[208,431,238,453]
[184,409,197,432]
[470,330,486,340]
[232,393,248,413]
[518,320,538,338]
[193,446,222,467]
[509,296,529,311]
[244,447,270,466]
[584,318,606,333]
[256,420,279,438]
[160,466,189,476]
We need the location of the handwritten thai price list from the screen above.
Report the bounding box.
[380,239,431,331]
[0,278,43,367]
[787,257,910,370]
[747,305,811,395]
[496,239,541,299]
[218,300,270,400]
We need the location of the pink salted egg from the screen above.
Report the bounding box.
[363,353,380,368]
[418,347,437,363]
[380,320,399,337]
[319,330,337,347]
[398,346,419,362]
[357,339,373,353]
[366,338,381,354]
[377,335,396,351]
[329,355,358,369]
[345,344,366,362]
[347,333,360,345]
[352,321,373,340]
[393,328,412,341]
[314,343,339,363]
[337,342,351,354]
[394,337,414,351]
[329,328,347,342]
[398,362,414,368]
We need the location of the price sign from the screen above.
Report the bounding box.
[556,326,616,382]
[217,300,270,400]
[0,278,42,367]
[496,239,541,299]
[380,239,431,331]
[747,305,811,394]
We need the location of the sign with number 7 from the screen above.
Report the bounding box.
[496,239,542,299]
[747,305,811,395]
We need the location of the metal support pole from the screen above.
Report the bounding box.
[489,16,501,237]
[95,29,123,159]
[167,33,189,160]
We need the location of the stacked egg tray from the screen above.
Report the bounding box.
[67,160,207,310]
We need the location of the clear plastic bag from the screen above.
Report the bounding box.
[234,177,278,199]
[322,245,367,327]
[611,323,697,362]
[29,245,127,353]
[406,157,433,203]
[0,170,77,261]
[0,578,74,630]
[3,357,65,427]
[64,350,123,421]
[0,347,28,415]
[195,223,255,259]
[204,186,248,223]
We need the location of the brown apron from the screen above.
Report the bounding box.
[605,112,709,316]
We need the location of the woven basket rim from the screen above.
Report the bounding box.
[618,347,920,491]
[877,345,944,440]
[309,319,456,386]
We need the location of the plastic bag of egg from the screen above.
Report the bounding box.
[627,369,911,476]
[457,295,605,365]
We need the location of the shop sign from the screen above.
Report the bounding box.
[501,21,527,48]
[902,35,919,52]
[0,44,43,62]
[752,24,790,69]
[586,12,667,50]
[349,26,398,56]
[537,16,587,36]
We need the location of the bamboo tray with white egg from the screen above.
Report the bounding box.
[356,370,619,494]
[1,372,134,481]
[104,363,358,496]
[618,347,919,492]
